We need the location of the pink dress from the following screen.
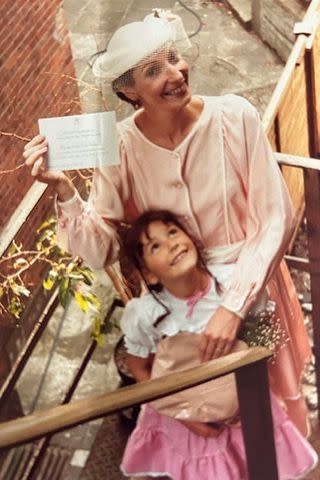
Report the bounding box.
[56,94,312,435]
[120,273,318,479]
[120,398,317,480]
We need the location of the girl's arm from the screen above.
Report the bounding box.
[127,353,154,382]
[120,297,160,377]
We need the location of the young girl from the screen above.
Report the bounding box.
[119,210,317,480]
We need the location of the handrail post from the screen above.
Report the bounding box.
[304,28,320,423]
[15,297,121,479]
[236,359,279,480]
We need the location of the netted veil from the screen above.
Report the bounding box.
[91,9,193,109]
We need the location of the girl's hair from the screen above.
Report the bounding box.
[121,209,208,279]
[120,209,220,326]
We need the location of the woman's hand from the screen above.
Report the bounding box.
[23,134,76,201]
[199,306,241,362]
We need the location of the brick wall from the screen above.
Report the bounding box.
[0,0,81,228]
[0,1,82,327]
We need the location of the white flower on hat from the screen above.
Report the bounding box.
[146,10,192,51]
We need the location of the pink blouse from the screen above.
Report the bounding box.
[56,94,295,317]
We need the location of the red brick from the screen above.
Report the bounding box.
[1,0,82,323]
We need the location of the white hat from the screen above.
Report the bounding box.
[92,17,174,82]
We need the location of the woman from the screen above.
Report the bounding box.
[23,14,311,436]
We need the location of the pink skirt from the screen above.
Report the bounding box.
[121,395,317,480]
[267,261,312,437]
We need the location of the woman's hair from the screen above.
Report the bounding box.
[112,69,141,109]
[120,209,219,326]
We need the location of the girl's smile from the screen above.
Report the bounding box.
[170,248,188,265]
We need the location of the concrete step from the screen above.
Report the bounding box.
[222,0,252,30]
[222,0,309,60]
[0,445,70,480]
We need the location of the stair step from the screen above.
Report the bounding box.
[223,0,252,29]
[0,445,70,480]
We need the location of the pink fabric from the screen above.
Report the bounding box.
[56,95,294,317]
[185,277,211,318]
[56,94,312,434]
[121,396,317,480]
[268,261,312,436]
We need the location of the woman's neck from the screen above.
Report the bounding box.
[135,96,203,150]
[163,267,210,299]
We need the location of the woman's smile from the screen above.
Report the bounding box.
[163,81,188,98]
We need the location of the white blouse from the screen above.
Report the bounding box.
[57,95,294,318]
[120,264,236,358]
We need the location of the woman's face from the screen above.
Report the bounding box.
[124,45,191,112]
[140,220,198,286]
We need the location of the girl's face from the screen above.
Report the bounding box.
[122,45,191,111]
[140,220,198,286]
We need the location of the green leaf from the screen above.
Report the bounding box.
[58,278,71,308]
[43,276,55,290]
[8,298,23,318]
[7,241,18,256]
[85,292,100,308]
[35,241,43,251]
[68,273,86,281]
[91,316,103,346]
[10,283,30,297]
[78,268,94,286]
[74,291,89,313]
[36,217,56,234]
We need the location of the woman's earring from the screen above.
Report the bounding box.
[134,100,142,110]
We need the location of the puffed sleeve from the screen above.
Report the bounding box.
[220,96,295,317]
[120,297,160,358]
[56,140,131,269]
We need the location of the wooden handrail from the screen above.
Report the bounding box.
[274,152,320,170]
[0,346,271,449]
[262,0,320,133]
[0,182,47,257]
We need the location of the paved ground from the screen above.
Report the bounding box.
[12,0,319,479]
[63,0,285,118]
